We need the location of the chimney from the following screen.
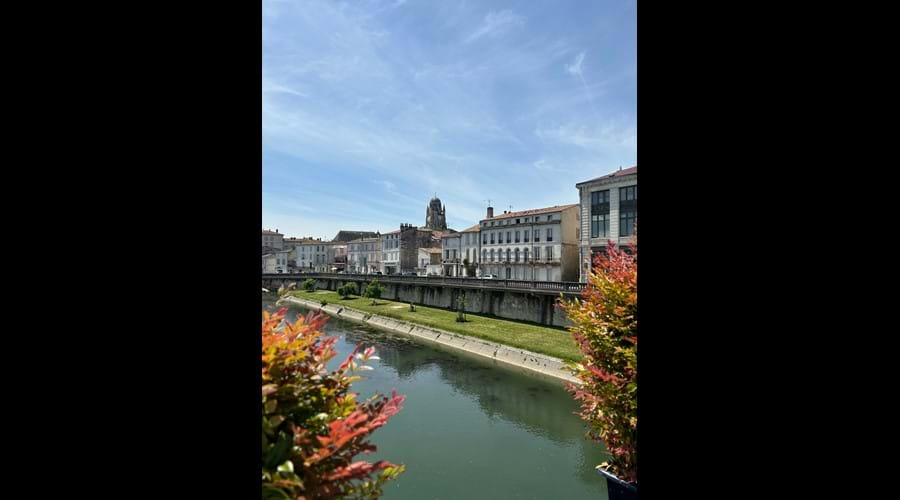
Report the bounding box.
[487,206,494,218]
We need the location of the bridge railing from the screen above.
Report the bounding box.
[263,272,586,294]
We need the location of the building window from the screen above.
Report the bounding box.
[524,248,529,262]
[516,219,520,224]
[506,248,510,262]
[483,233,487,244]
[515,230,520,243]
[591,190,610,238]
[506,231,511,243]
[546,246,553,260]
[490,233,495,244]
[619,186,637,236]
[515,248,520,262]
[534,229,540,242]
[483,249,487,261]
[524,230,529,242]
[534,247,540,260]
[546,228,553,241]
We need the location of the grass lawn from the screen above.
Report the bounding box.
[289,290,582,362]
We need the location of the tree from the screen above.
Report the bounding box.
[559,238,637,484]
[262,308,405,498]
[302,278,317,292]
[455,292,468,322]
[337,282,357,299]
[365,279,385,305]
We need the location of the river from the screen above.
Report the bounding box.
[264,295,609,499]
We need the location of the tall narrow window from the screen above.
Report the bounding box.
[506,248,510,262]
[524,230,529,242]
[515,248,520,262]
[591,190,610,238]
[534,229,540,242]
[506,231,511,243]
[546,246,553,260]
[483,233,487,244]
[490,232,495,244]
[524,248,529,262]
[534,247,540,260]
[546,228,553,241]
[482,249,487,261]
[619,186,637,237]
[515,230,520,243]
[490,249,495,261]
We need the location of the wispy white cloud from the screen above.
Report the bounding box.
[464,10,525,43]
[263,0,635,238]
[373,179,396,190]
[534,119,636,151]
[566,50,584,76]
[565,51,586,76]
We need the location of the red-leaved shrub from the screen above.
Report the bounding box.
[262,307,405,498]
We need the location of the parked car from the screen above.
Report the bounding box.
[401,271,417,276]
[482,274,498,279]
[373,271,383,275]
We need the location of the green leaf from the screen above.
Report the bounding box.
[265,399,277,414]
[263,432,293,469]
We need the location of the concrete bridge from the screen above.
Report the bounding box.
[262,273,585,327]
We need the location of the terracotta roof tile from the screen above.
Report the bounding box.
[481,203,579,222]
[576,166,637,186]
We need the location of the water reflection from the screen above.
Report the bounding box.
[264,297,609,498]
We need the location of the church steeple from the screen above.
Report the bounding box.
[425,195,447,230]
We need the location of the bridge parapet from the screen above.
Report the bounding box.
[262,272,586,295]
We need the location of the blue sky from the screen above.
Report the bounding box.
[263,0,636,240]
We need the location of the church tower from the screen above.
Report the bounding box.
[425,195,447,230]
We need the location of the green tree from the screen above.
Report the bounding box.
[455,292,468,322]
[302,278,317,292]
[337,282,357,299]
[365,279,385,305]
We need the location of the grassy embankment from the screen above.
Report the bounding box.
[289,290,582,362]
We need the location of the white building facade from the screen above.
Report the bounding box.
[478,204,580,282]
[347,237,382,274]
[459,224,481,277]
[262,229,284,250]
[575,166,637,282]
[441,233,462,276]
[263,249,291,274]
[381,230,401,275]
[418,247,442,276]
[295,240,330,272]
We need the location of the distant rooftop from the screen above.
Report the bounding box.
[332,230,379,242]
[481,204,579,222]
[576,166,637,186]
